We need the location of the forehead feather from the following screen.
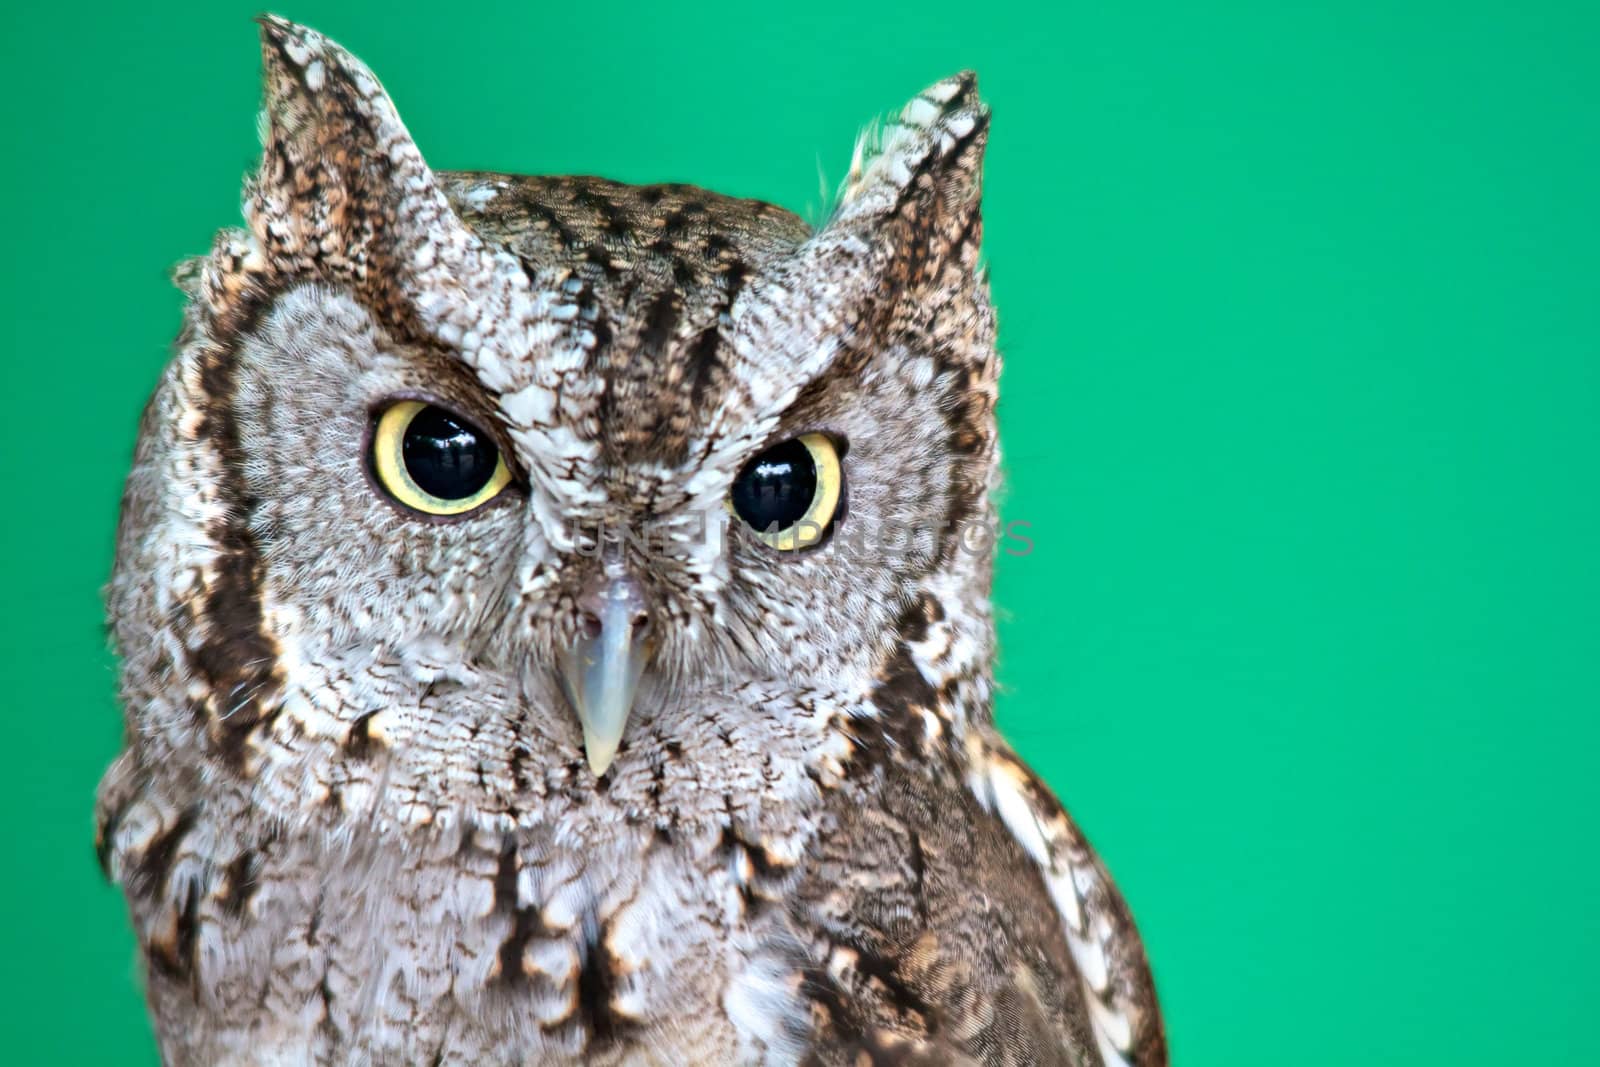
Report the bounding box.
[442,172,811,468]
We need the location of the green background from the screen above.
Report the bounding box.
[3,1,1596,1062]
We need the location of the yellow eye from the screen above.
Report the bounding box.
[728,432,843,551]
[370,400,512,516]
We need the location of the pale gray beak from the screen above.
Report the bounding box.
[562,569,651,777]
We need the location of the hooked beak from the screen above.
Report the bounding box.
[561,569,651,777]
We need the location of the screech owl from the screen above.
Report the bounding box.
[95,16,1165,1066]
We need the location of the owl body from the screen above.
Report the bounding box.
[96,19,1164,1066]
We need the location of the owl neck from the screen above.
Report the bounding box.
[847,559,999,775]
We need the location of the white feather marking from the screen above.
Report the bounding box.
[724,954,806,1066]
[923,77,966,105]
[901,95,942,127]
[1089,994,1135,1061]
[988,762,1050,865]
[500,382,556,427]
[1067,924,1109,993]
[1046,866,1085,934]
[541,878,586,932]
[943,112,978,140]
[979,752,1139,1062]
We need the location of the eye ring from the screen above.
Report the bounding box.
[728,432,844,551]
[370,399,512,517]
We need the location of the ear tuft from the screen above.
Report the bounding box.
[837,73,987,217]
[242,15,461,306]
[191,16,529,358]
[192,18,607,504]
[830,73,989,289]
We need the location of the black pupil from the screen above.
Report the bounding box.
[731,438,818,533]
[401,406,497,500]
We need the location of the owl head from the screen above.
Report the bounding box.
[111,17,997,836]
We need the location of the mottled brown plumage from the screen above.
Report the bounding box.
[443,174,809,465]
[96,16,1164,1065]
